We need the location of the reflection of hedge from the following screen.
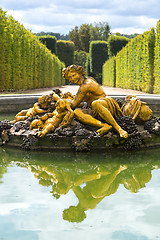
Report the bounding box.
[0,8,65,91]
[103,28,155,93]
[39,35,57,54]
[56,40,74,67]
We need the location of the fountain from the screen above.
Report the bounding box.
[0,65,160,152]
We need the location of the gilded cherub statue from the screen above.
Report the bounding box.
[30,98,74,137]
[12,94,52,123]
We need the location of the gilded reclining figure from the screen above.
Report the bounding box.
[62,65,152,138]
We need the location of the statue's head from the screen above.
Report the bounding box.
[55,99,68,113]
[62,91,74,100]
[38,95,52,109]
[62,65,86,84]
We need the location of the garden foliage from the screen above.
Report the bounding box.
[107,35,129,58]
[87,41,108,83]
[38,35,57,54]
[103,28,156,93]
[73,50,88,70]
[56,40,74,67]
[154,20,160,94]
[0,8,65,91]
[103,57,116,87]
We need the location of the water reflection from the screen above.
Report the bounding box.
[0,147,160,223]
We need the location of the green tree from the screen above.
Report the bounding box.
[89,22,111,41]
[79,24,91,52]
[69,22,111,52]
[74,50,88,69]
[69,26,81,51]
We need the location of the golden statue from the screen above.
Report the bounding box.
[62,65,153,138]
[30,98,74,137]
[11,65,152,139]
[12,94,52,123]
[63,65,128,138]
[122,95,152,124]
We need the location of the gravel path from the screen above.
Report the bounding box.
[3,85,149,96]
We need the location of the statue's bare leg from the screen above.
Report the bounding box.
[91,100,128,138]
[74,109,112,134]
[12,110,28,123]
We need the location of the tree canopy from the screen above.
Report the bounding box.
[69,22,111,52]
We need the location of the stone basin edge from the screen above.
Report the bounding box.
[0,94,160,114]
[1,94,160,152]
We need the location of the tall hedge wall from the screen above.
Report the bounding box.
[86,41,108,83]
[154,20,160,94]
[103,28,155,93]
[89,41,108,74]
[0,8,65,91]
[86,54,91,76]
[39,35,57,55]
[102,57,116,87]
[56,40,74,67]
[116,28,155,93]
[108,35,129,58]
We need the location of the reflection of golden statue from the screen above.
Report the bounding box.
[14,149,160,223]
[123,169,152,193]
[30,99,74,137]
[63,165,127,222]
[12,95,52,123]
[63,65,128,138]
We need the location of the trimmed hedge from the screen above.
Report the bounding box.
[0,8,65,91]
[103,28,155,93]
[38,35,57,54]
[56,40,74,67]
[102,57,116,87]
[86,54,91,76]
[108,35,129,58]
[89,41,108,74]
[154,20,160,94]
[87,41,108,83]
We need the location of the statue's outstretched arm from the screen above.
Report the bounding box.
[72,86,88,109]
[58,110,74,128]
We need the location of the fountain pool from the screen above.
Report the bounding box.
[0,147,160,240]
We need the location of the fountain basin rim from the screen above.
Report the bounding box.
[0,94,160,114]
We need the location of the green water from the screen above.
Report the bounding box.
[0,148,160,239]
[0,113,15,121]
